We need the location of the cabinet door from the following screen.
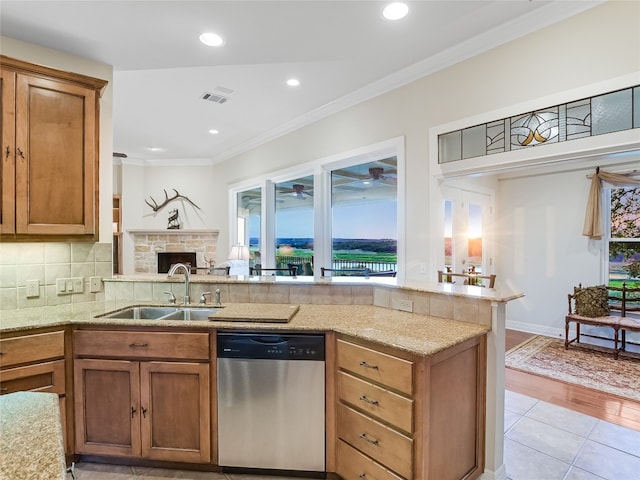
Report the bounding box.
[140,361,211,463]
[14,73,96,235]
[0,68,15,234]
[74,358,141,457]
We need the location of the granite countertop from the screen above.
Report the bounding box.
[0,392,66,480]
[0,301,489,357]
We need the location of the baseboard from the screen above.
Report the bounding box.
[506,320,563,339]
[480,464,508,480]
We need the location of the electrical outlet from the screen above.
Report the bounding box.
[26,279,40,298]
[89,276,102,293]
[392,298,413,312]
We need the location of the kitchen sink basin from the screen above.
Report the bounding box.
[99,306,222,321]
[161,308,222,321]
[101,306,179,319]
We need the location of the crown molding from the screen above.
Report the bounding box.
[211,1,604,164]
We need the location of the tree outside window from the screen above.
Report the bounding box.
[609,186,640,286]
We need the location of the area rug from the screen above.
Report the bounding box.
[505,336,640,402]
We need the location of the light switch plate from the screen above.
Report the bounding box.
[26,279,40,298]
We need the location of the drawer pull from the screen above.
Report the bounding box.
[0,351,5,356]
[359,433,379,445]
[0,387,8,392]
[359,474,367,480]
[129,343,149,349]
[359,361,379,370]
[359,395,379,406]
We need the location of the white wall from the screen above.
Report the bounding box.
[206,1,639,334]
[120,161,222,274]
[0,36,114,243]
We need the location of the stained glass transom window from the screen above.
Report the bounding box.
[439,85,639,164]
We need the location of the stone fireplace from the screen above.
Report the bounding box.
[128,229,219,274]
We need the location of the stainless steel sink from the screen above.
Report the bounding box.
[101,306,179,319]
[161,308,222,321]
[99,306,221,321]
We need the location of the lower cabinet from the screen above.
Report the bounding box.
[334,334,486,480]
[73,330,211,463]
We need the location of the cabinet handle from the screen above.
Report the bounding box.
[131,406,136,418]
[16,147,24,159]
[141,406,147,418]
[0,387,8,392]
[4,146,9,159]
[359,474,367,480]
[359,395,379,406]
[0,351,5,356]
[129,343,148,348]
[359,361,378,370]
[359,433,379,445]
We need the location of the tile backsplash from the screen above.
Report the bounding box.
[0,242,112,310]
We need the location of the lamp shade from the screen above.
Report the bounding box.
[228,245,250,260]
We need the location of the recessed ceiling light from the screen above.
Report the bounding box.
[199,32,225,47]
[286,78,300,87]
[209,129,219,135]
[382,2,409,20]
[147,147,164,152]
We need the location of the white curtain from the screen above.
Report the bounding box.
[583,167,640,239]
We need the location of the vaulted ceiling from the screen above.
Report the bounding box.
[0,1,600,164]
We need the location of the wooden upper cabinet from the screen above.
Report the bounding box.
[0,55,107,238]
[0,69,16,234]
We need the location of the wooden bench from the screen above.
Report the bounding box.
[565,283,640,359]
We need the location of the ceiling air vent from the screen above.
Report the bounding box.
[201,92,229,104]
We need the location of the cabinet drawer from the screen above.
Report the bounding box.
[337,339,413,395]
[74,330,210,360]
[337,404,413,479]
[337,439,404,480]
[0,359,65,395]
[338,371,413,433]
[0,331,65,368]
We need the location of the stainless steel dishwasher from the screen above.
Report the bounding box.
[217,332,325,472]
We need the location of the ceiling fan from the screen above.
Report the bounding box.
[292,184,313,199]
[365,167,397,185]
[278,183,313,200]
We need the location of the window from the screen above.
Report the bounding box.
[438,85,639,163]
[608,186,640,287]
[330,158,397,276]
[229,138,403,280]
[274,175,314,275]
[236,187,261,268]
[441,187,492,277]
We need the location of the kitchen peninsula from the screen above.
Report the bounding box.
[0,278,522,480]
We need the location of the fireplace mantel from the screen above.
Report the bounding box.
[128,229,219,235]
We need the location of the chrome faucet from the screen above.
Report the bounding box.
[167,263,191,305]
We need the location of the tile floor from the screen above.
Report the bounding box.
[67,390,640,480]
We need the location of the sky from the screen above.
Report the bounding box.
[251,200,398,239]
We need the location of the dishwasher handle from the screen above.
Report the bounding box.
[249,336,288,345]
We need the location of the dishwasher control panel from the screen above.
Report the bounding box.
[217,332,325,361]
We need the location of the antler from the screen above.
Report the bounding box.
[145,189,202,212]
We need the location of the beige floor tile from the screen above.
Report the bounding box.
[132,466,224,479]
[70,463,135,480]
